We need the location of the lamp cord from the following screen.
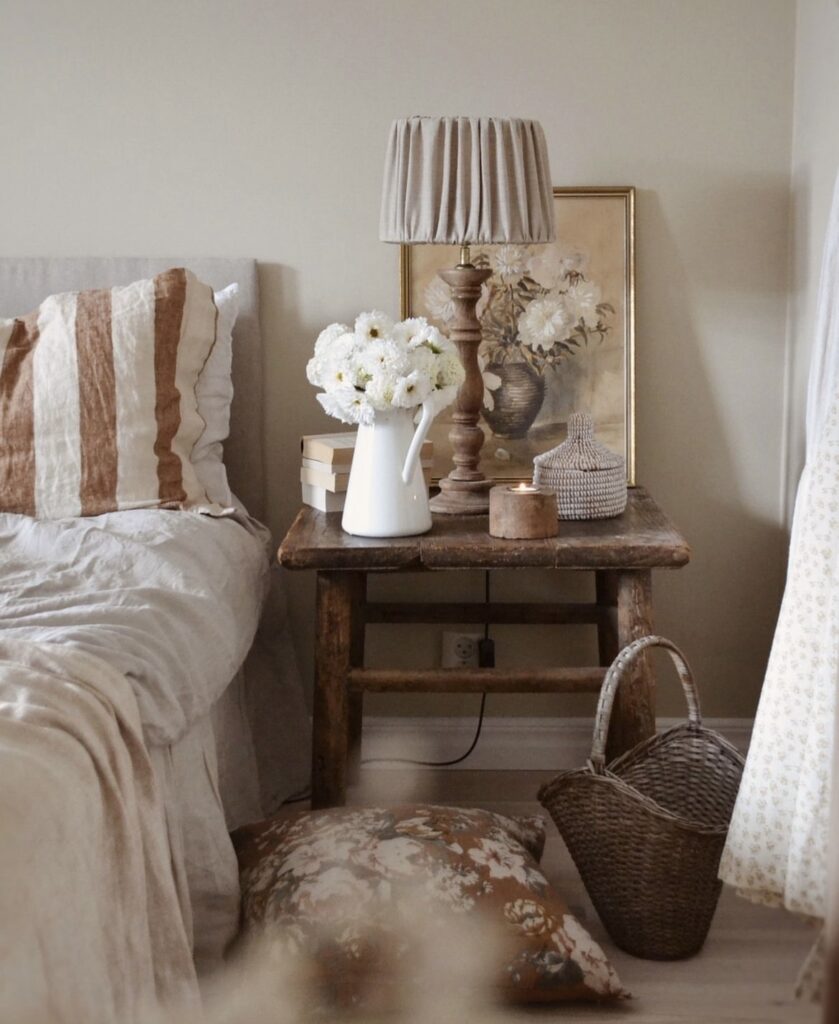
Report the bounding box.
[283,574,492,805]
[360,570,491,769]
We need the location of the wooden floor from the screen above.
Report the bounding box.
[348,767,821,1024]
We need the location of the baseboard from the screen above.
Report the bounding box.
[361,716,753,771]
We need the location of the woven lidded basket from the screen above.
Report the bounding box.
[538,636,744,960]
[533,412,626,519]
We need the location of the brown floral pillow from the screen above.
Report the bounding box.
[233,804,626,1007]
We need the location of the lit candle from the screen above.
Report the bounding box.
[489,484,559,539]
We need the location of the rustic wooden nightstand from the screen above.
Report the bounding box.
[278,487,690,808]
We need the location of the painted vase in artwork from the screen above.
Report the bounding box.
[482,361,546,439]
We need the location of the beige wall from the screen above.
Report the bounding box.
[785,0,839,516]
[0,0,797,718]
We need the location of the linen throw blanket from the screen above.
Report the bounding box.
[0,637,199,1023]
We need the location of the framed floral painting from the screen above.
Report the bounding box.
[400,186,636,484]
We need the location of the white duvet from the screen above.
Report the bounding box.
[0,507,274,1015]
[0,507,270,746]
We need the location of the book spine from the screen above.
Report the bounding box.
[300,434,434,468]
[301,482,346,512]
[300,466,349,492]
[301,456,433,473]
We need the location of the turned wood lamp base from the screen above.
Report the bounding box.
[430,255,493,515]
[430,476,493,515]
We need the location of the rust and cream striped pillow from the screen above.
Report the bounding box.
[0,267,220,518]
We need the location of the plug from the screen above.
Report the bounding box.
[478,637,495,668]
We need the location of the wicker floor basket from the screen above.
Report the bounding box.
[538,636,745,960]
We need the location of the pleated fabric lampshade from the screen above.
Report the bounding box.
[378,115,555,514]
[379,116,555,245]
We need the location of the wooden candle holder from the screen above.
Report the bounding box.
[488,484,559,539]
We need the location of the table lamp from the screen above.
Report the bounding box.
[380,115,555,514]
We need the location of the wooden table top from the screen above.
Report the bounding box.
[278,487,690,572]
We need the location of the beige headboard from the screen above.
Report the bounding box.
[0,257,264,519]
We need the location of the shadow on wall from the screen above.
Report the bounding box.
[636,185,788,718]
[257,262,306,538]
[257,261,316,709]
[784,166,813,519]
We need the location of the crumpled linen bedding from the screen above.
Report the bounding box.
[0,637,200,1024]
[0,507,275,995]
[0,507,270,747]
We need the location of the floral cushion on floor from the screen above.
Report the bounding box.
[233,804,626,1006]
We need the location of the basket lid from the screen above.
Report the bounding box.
[534,412,624,472]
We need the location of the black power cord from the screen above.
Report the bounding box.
[283,573,494,805]
[360,570,492,769]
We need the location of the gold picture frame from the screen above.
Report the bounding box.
[400,186,636,485]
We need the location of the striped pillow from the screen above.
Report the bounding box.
[0,268,220,518]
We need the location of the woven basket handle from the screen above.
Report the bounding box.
[590,635,701,774]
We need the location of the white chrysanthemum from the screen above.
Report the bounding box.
[492,244,529,283]
[345,350,371,389]
[424,277,455,324]
[408,323,455,358]
[317,335,355,385]
[310,331,357,387]
[310,311,470,421]
[428,383,459,415]
[478,353,502,411]
[407,343,437,377]
[314,321,350,357]
[357,338,410,378]
[365,367,399,410]
[436,350,465,389]
[317,387,375,426]
[528,245,588,289]
[518,294,574,351]
[354,309,394,342]
[476,281,491,320]
[392,316,430,347]
[564,280,602,327]
[306,353,325,388]
[427,323,456,354]
[329,330,358,360]
[392,369,433,408]
[319,358,354,389]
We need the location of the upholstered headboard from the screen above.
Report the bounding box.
[0,257,264,519]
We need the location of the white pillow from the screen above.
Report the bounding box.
[193,283,239,507]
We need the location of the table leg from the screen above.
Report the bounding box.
[312,571,354,808]
[347,573,366,785]
[605,569,656,762]
[595,570,619,667]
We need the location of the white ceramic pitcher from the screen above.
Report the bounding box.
[342,400,436,538]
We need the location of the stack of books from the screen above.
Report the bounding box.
[300,432,434,512]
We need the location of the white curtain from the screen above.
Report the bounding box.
[719,173,839,919]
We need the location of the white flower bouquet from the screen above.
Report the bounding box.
[306,311,465,425]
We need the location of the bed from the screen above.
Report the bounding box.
[0,258,310,1021]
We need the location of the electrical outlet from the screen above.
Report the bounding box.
[441,631,483,668]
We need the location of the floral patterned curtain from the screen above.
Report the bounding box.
[719,174,839,929]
